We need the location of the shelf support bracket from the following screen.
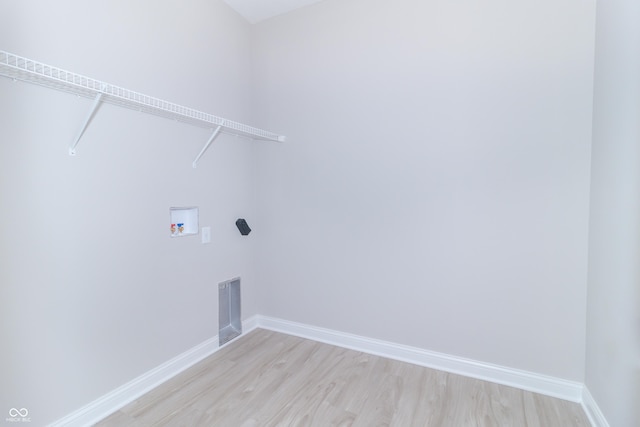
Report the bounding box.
[192,125,223,168]
[69,92,104,156]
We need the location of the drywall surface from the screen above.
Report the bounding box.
[252,0,595,381]
[0,1,259,424]
[586,0,640,425]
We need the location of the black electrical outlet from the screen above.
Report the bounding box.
[236,218,251,236]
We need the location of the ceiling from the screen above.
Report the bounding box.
[223,0,325,24]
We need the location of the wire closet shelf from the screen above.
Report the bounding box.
[0,50,285,163]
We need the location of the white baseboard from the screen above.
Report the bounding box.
[48,335,220,427]
[49,315,597,426]
[255,315,585,403]
[242,315,260,334]
[48,316,260,427]
[581,387,610,427]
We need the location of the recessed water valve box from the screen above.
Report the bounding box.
[170,207,199,237]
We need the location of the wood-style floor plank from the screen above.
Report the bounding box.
[95,329,591,426]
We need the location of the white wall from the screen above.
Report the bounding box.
[0,1,260,424]
[252,0,595,381]
[586,0,640,425]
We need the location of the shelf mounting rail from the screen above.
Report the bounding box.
[0,50,285,166]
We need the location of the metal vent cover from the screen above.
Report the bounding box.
[219,277,241,346]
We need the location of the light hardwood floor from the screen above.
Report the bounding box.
[96,329,591,426]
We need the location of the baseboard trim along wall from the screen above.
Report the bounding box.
[255,316,584,402]
[49,314,607,426]
[581,387,611,427]
[48,335,222,427]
